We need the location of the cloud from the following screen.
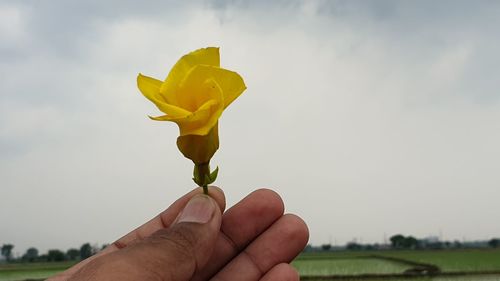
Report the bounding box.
[1,0,500,254]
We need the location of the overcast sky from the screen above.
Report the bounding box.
[1,0,500,256]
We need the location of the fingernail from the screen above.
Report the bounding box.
[177,195,215,224]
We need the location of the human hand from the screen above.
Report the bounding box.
[48,187,309,281]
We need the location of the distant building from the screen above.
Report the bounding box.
[423,236,440,243]
[419,236,442,249]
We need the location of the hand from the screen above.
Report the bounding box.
[49,187,309,281]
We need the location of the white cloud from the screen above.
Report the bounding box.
[0,4,25,40]
[1,0,500,255]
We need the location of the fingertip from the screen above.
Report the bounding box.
[219,188,286,252]
[207,185,226,213]
[281,214,310,255]
[176,194,219,224]
[286,214,310,239]
[250,188,285,214]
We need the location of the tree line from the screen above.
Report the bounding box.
[304,235,500,252]
[1,243,107,263]
[388,235,500,250]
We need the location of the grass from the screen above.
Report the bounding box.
[377,249,500,272]
[293,257,410,276]
[305,276,500,281]
[0,262,75,281]
[294,249,500,280]
[1,249,500,280]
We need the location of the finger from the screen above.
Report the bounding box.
[192,188,285,281]
[49,186,225,280]
[113,186,225,248]
[211,214,309,281]
[71,194,223,281]
[260,263,300,281]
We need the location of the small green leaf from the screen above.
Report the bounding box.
[210,166,219,181]
[203,167,218,185]
[204,174,212,185]
[193,166,199,179]
[192,163,216,187]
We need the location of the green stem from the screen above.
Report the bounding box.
[194,162,210,195]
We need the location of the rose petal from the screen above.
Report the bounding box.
[179,65,246,110]
[160,47,220,104]
[137,74,191,117]
[150,96,223,136]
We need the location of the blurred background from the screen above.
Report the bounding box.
[1,0,499,264]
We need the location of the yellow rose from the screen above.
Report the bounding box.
[137,47,246,191]
[137,47,246,136]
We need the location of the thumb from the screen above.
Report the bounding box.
[123,194,222,280]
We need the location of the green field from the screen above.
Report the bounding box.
[1,249,500,280]
[0,262,76,281]
[294,257,410,276]
[303,276,500,281]
[376,249,500,272]
[292,249,500,280]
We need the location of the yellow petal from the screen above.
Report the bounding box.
[179,100,223,136]
[160,47,220,102]
[137,74,191,117]
[179,65,246,110]
[173,67,225,112]
[150,98,223,136]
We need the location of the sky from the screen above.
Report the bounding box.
[1,0,500,256]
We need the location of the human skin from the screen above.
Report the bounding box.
[48,187,309,281]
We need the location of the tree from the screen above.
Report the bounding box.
[23,247,39,262]
[346,242,362,250]
[66,248,80,261]
[403,236,419,249]
[38,254,48,262]
[80,243,93,260]
[390,235,420,249]
[321,244,331,251]
[488,238,500,248]
[47,250,66,262]
[1,244,14,262]
[390,234,406,249]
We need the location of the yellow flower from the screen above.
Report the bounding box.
[137,47,246,137]
[137,47,246,190]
